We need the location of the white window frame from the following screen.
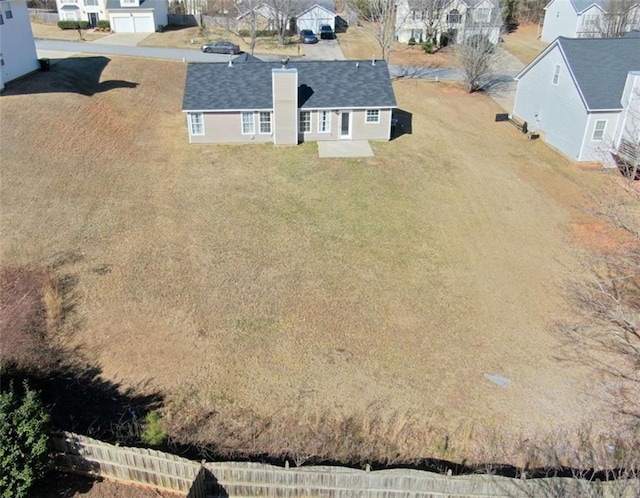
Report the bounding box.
[365,109,380,124]
[318,110,331,133]
[552,64,560,85]
[259,111,272,134]
[474,7,490,23]
[592,119,606,141]
[84,0,99,6]
[189,113,204,136]
[241,112,255,135]
[299,111,311,133]
[121,0,136,4]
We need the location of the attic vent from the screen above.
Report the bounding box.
[280,57,289,68]
[371,57,376,66]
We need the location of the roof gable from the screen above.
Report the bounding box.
[516,36,640,110]
[182,60,397,112]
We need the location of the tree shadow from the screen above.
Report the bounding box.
[391,109,412,140]
[1,56,138,97]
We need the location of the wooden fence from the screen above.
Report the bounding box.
[51,432,639,498]
[29,8,59,24]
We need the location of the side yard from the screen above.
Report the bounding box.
[0,56,622,463]
[30,22,109,42]
[502,23,547,64]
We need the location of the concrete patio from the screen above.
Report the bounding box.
[317,140,374,158]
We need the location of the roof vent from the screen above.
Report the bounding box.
[280,57,289,68]
[371,57,376,66]
[356,62,359,69]
[228,55,233,67]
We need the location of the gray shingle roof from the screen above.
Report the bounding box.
[568,0,639,13]
[106,0,158,9]
[297,0,335,15]
[182,60,397,111]
[557,36,640,110]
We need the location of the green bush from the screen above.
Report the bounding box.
[57,20,90,30]
[422,40,435,53]
[97,20,110,29]
[0,382,51,498]
[140,411,167,446]
[408,37,416,46]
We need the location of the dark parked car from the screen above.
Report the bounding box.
[299,29,318,44]
[319,24,335,39]
[201,41,241,54]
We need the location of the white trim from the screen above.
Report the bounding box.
[188,112,204,136]
[552,64,560,85]
[259,111,272,134]
[182,106,397,113]
[317,110,331,133]
[592,118,606,141]
[365,109,380,124]
[339,110,352,139]
[299,110,311,133]
[241,111,255,135]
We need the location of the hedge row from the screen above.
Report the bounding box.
[57,20,90,29]
[97,20,110,29]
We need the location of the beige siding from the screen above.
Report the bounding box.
[189,112,273,144]
[299,109,392,142]
[273,69,298,145]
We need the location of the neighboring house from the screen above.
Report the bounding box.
[0,0,39,91]
[56,0,105,27]
[182,59,397,144]
[395,0,502,45]
[541,0,640,42]
[237,3,282,31]
[106,0,167,32]
[294,0,335,33]
[512,36,640,162]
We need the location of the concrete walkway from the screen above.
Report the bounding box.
[318,140,373,158]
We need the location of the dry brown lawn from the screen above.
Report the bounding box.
[0,56,624,461]
[139,26,301,57]
[502,23,548,65]
[30,21,109,42]
[338,24,454,67]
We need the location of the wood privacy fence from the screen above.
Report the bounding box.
[29,8,59,24]
[51,432,639,498]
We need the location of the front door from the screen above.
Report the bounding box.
[88,12,98,28]
[340,111,351,139]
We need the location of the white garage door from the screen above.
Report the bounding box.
[133,15,155,32]
[112,16,134,32]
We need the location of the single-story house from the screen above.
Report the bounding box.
[0,0,39,91]
[541,0,640,43]
[107,0,167,32]
[294,0,335,33]
[182,59,397,144]
[512,35,640,162]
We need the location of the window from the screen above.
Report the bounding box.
[411,29,423,40]
[592,119,606,141]
[318,110,331,133]
[84,0,99,5]
[299,111,311,133]
[582,13,598,27]
[259,112,271,134]
[122,0,136,4]
[0,14,3,24]
[552,64,560,85]
[411,9,424,20]
[366,109,380,124]
[5,8,12,19]
[189,113,204,136]
[447,9,461,23]
[474,7,490,23]
[241,112,255,134]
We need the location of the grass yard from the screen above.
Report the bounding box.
[0,56,623,462]
[502,23,547,65]
[139,26,301,57]
[30,22,109,42]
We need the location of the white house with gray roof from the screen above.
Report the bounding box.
[182,60,397,145]
[0,0,39,91]
[395,0,502,45]
[294,0,335,33]
[541,0,640,42]
[513,35,640,162]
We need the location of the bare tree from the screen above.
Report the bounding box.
[416,0,445,46]
[582,0,640,38]
[345,0,399,60]
[264,0,298,45]
[457,32,497,92]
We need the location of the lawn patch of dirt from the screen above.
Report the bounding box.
[1,57,627,464]
[30,22,108,42]
[29,472,177,497]
[502,23,547,65]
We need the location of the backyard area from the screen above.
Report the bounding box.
[0,56,628,462]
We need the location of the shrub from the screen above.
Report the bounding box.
[57,20,79,30]
[422,40,435,53]
[79,20,90,29]
[97,20,110,29]
[0,381,51,498]
[141,411,167,446]
[408,37,416,46]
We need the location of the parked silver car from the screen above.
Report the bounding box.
[201,41,241,54]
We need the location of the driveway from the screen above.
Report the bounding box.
[91,32,151,46]
[302,39,345,60]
